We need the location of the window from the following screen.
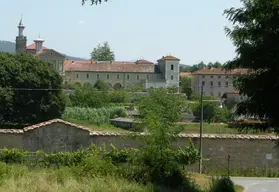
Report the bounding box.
[218,76,221,79]
[218,81,221,87]
[127,74,130,80]
[171,64,174,70]
[202,81,205,86]
[137,75,139,80]
[117,74,120,79]
[107,74,109,79]
[202,75,205,78]
[171,75,174,80]
[210,81,213,86]
[225,76,229,79]
[147,75,149,80]
[76,74,79,79]
[97,74,100,79]
[86,74,89,79]
[225,81,229,87]
[210,75,213,78]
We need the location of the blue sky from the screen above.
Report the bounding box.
[0,0,242,64]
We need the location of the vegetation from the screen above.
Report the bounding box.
[180,61,224,73]
[90,41,115,61]
[68,83,129,108]
[224,0,279,129]
[0,53,66,128]
[180,76,192,98]
[62,106,127,125]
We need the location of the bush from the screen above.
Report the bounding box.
[208,177,236,192]
[62,106,127,125]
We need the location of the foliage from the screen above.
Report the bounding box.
[132,89,200,189]
[90,41,115,61]
[68,83,129,108]
[223,0,279,129]
[0,53,66,128]
[181,61,224,73]
[62,106,127,125]
[180,76,192,98]
[208,177,236,192]
[94,79,111,91]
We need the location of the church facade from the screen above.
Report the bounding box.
[15,19,180,90]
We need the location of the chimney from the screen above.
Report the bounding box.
[34,37,45,54]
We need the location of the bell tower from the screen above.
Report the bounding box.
[15,16,27,53]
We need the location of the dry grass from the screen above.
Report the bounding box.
[189,173,244,192]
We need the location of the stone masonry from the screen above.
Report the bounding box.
[0,119,278,173]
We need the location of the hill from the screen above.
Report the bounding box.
[0,40,87,61]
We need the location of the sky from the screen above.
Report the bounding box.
[0,0,242,65]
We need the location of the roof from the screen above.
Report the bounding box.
[180,72,191,77]
[64,60,159,73]
[135,59,154,64]
[26,43,48,50]
[192,68,248,75]
[23,119,91,132]
[158,55,180,61]
[34,49,66,58]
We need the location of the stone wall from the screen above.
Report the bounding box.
[0,119,278,173]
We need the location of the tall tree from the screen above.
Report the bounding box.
[224,0,279,128]
[179,76,192,98]
[0,53,66,128]
[91,41,115,61]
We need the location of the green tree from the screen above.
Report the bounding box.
[94,79,111,91]
[0,53,66,127]
[223,0,279,128]
[91,42,115,61]
[180,76,192,98]
[133,89,200,189]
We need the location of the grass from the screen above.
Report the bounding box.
[189,173,244,192]
[176,122,274,135]
[0,165,150,192]
[0,164,244,192]
[64,118,128,132]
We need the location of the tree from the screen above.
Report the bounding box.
[134,89,199,189]
[94,79,111,91]
[180,76,192,98]
[223,0,279,128]
[90,42,115,61]
[0,53,66,127]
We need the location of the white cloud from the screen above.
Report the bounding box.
[78,20,85,25]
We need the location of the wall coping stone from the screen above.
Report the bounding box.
[0,129,23,134]
[1,119,279,140]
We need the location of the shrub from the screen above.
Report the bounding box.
[62,106,127,125]
[208,177,236,192]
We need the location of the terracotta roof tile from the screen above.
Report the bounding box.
[64,60,157,73]
[192,68,248,75]
[34,50,49,56]
[23,119,91,133]
[25,43,48,50]
[135,59,154,64]
[158,55,180,61]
